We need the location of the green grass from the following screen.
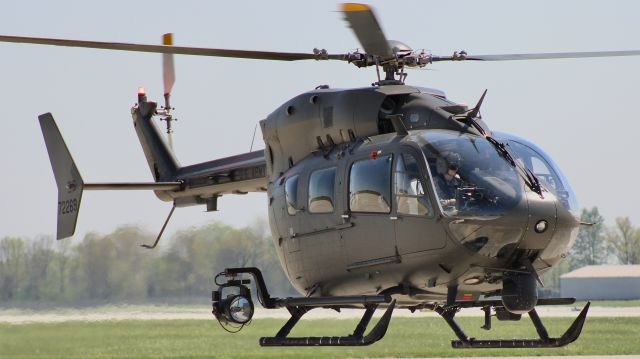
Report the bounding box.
[1,316,640,358]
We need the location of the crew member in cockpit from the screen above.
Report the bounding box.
[434,152,463,208]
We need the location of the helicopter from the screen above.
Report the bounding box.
[2,2,640,349]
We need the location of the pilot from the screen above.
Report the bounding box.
[434,152,463,207]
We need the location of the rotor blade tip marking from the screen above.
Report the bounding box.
[162,33,173,46]
[341,3,370,12]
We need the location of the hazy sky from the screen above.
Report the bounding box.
[1,0,639,241]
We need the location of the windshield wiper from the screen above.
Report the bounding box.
[467,118,544,198]
[488,134,544,198]
[452,90,544,198]
[523,166,544,198]
[485,136,515,166]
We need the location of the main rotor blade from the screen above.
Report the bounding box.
[433,50,640,62]
[0,34,344,61]
[162,33,175,96]
[341,3,393,59]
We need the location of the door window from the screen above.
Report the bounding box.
[395,153,434,216]
[349,155,393,213]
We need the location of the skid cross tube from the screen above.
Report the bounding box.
[435,302,591,349]
[274,307,309,339]
[260,300,396,346]
[352,304,377,338]
[454,297,576,308]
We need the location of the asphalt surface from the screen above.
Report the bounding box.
[1,304,640,323]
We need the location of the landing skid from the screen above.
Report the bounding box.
[213,267,590,348]
[260,301,396,346]
[432,300,591,348]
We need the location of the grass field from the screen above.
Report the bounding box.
[2,316,640,358]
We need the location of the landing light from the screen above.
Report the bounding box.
[535,220,548,233]
[226,295,254,324]
[212,276,255,327]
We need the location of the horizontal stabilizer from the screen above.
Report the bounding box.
[83,182,182,190]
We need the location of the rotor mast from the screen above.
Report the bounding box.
[341,3,429,85]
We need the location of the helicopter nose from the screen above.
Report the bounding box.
[447,190,559,258]
[517,191,558,250]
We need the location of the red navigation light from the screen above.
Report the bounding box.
[370,150,382,160]
[137,86,146,96]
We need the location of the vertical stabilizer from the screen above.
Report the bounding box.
[132,95,179,182]
[38,113,84,239]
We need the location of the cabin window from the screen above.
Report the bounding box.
[349,155,392,213]
[285,175,299,215]
[395,153,434,217]
[308,167,336,213]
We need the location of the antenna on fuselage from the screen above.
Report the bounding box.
[249,123,258,152]
[467,89,488,119]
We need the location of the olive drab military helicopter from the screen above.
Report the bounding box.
[3,2,639,349]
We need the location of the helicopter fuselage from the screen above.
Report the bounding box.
[103,83,581,309]
[260,84,580,305]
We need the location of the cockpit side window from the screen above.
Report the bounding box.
[349,155,392,213]
[285,175,299,215]
[395,153,434,217]
[308,167,336,214]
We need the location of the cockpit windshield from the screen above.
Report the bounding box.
[495,132,580,215]
[420,130,523,217]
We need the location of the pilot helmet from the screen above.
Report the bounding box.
[437,152,462,175]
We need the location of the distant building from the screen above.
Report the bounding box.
[560,265,640,300]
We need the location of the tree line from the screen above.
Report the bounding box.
[569,207,640,267]
[1,208,639,304]
[0,220,296,305]
[542,207,640,294]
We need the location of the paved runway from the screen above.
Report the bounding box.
[2,303,640,323]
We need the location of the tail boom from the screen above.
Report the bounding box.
[39,100,267,241]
